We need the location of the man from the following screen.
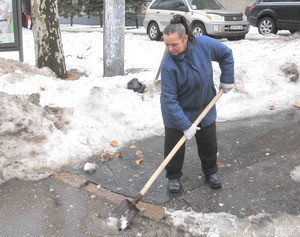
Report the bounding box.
[160,15,234,193]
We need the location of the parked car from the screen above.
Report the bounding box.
[143,0,250,41]
[245,0,300,35]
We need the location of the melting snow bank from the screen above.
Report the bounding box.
[166,210,300,236]
[0,59,162,184]
[0,91,89,183]
[291,166,300,183]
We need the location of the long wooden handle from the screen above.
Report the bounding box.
[139,89,224,196]
[154,48,168,81]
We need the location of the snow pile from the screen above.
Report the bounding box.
[166,210,300,236]
[216,32,300,121]
[0,90,78,182]
[0,61,161,183]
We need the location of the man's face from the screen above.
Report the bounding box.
[163,33,188,55]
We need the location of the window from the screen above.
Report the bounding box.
[150,0,162,9]
[155,0,174,10]
[150,0,187,10]
[187,0,225,10]
[171,0,187,10]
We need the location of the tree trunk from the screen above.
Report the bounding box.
[135,17,139,29]
[31,0,68,79]
[103,0,125,77]
[135,7,139,29]
[99,12,103,28]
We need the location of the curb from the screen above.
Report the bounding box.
[55,172,165,221]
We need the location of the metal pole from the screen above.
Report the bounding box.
[103,0,125,77]
[17,0,24,62]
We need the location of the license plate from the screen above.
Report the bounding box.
[230,25,243,30]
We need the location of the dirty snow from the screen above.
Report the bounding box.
[291,166,300,183]
[166,210,300,236]
[83,162,97,173]
[0,26,299,184]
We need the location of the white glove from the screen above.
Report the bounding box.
[184,124,200,140]
[219,83,234,93]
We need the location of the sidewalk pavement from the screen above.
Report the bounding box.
[71,108,300,217]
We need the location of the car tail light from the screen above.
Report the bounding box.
[250,5,255,12]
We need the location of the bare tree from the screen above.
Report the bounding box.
[82,0,104,27]
[58,0,83,27]
[31,0,68,78]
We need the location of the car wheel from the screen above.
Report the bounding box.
[192,23,207,36]
[148,22,162,41]
[258,17,278,35]
[227,35,245,41]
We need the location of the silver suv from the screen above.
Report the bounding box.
[143,0,250,41]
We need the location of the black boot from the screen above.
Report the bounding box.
[168,178,181,193]
[206,173,222,189]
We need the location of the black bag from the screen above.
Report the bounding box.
[127,78,146,93]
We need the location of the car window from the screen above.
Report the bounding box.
[150,0,162,9]
[173,0,188,10]
[187,0,225,9]
[150,0,187,10]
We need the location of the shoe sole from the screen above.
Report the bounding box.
[209,183,222,189]
[169,188,181,193]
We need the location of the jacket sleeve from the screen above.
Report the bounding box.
[207,37,234,84]
[161,66,192,131]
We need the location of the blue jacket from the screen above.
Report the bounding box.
[160,35,234,131]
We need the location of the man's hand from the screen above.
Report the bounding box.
[219,83,234,93]
[184,124,200,140]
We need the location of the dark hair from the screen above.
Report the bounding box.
[163,14,195,43]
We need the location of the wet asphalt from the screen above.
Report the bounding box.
[0,177,181,236]
[0,108,299,236]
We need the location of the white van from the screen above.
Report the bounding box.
[143,0,250,41]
